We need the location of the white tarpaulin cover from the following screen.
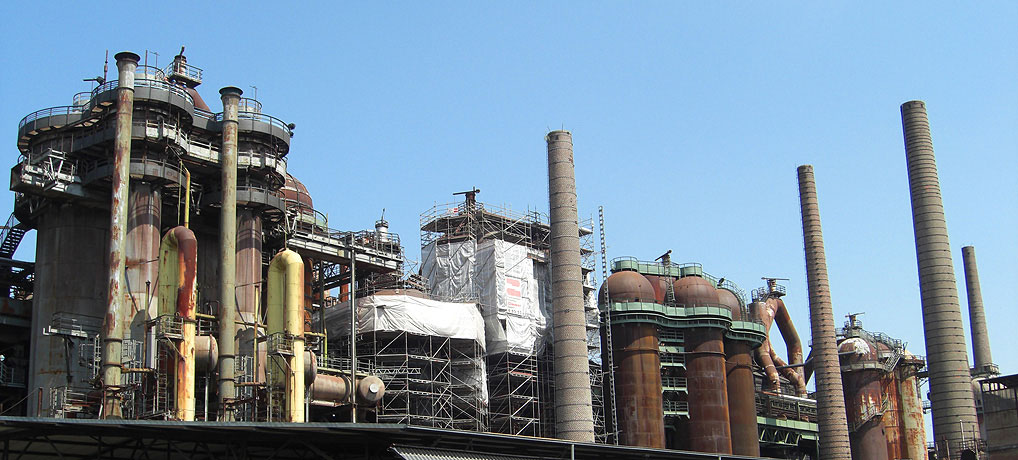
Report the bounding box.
[324,294,485,349]
[423,239,553,355]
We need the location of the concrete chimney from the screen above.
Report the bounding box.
[900,100,978,459]
[796,165,852,460]
[961,246,994,374]
[546,130,595,442]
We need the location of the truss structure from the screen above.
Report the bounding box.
[487,352,540,437]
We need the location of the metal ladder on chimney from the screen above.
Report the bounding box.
[598,206,619,445]
[0,213,28,258]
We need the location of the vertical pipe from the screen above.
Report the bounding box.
[349,254,357,422]
[236,209,263,384]
[900,101,979,459]
[611,323,664,448]
[101,51,140,419]
[796,164,852,460]
[127,183,161,361]
[723,294,760,457]
[217,86,242,420]
[266,250,305,422]
[961,246,993,372]
[158,227,198,420]
[546,130,595,442]
[899,370,930,460]
[685,328,732,454]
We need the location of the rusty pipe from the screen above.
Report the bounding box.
[101,51,140,419]
[839,337,889,460]
[157,226,198,420]
[217,86,242,420]
[267,249,305,422]
[772,298,806,396]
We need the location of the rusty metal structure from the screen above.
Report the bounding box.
[5,49,400,423]
[598,257,768,454]
[900,101,981,460]
[796,164,852,460]
[836,315,929,460]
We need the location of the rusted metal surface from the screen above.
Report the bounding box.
[797,164,852,460]
[356,375,385,405]
[101,51,140,419]
[901,101,978,459]
[685,327,732,454]
[311,374,350,403]
[126,183,161,368]
[839,337,889,460]
[719,288,758,457]
[898,370,929,460]
[610,322,665,448]
[598,271,656,304]
[266,249,306,422]
[752,298,806,396]
[195,335,219,372]
[217,86,242,420]
[880,356,906,460]
[157,226,198,421]
[643,274,672,303]
[235,209,263,383]
[546,130,595,442]
[671,275,718,306]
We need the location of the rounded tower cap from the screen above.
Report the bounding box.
[114,51,141,64]
[220,86,244,97]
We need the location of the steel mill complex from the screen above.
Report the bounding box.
[0,49,1013,460]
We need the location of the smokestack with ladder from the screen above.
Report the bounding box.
[900,100,979,459]
[796,164,852,460]
[546,130,595,442]
[961,246,995,376]
[100,51,140,419]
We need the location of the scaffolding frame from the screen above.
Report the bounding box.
[487,352,540,437]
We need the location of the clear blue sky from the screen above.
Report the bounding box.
[3,0,1015,425]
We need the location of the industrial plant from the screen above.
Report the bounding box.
[0,49,1013,460]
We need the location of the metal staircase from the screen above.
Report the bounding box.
[0,213,29,258]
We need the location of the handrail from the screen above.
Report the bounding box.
[18,106,85,130]
[90,78,195,107]
[72,92,92,107]
[238,98,263,113]
[216,110,291,134]
[164,61,203,82]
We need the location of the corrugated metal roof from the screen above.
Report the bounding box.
[391,446,550,460]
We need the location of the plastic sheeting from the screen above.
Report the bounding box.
[324,294,485,349]
[423,240,553,355]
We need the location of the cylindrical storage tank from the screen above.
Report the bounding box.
[236,208,263,369]
[898,360,929,460]
[356,375,386,405]
[876,342,906,460]
[673,275,732,454]
[720,288,759,457]
[839,337,890,460]
[125,183,161,357]
[311,374,350,403]
[28,204,109,416]
[196,335,219,372]
[600,271,665,448]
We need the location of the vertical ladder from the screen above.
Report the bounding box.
[598,206,619,445]
[155,343,170,417]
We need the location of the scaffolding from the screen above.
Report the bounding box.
[488,352,539,437]
[346,330,487,431]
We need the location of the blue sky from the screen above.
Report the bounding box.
[2,0,1015,428]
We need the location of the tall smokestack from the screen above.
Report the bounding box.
[101,51,140,419]
[217,86,243,420]
[546,130,595,442]
[961,246,994,374]
[900,100,978,458]
[796,165,852,460]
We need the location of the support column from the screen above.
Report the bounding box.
[546,130,595,442]
[900,101,978,459]
[796,164,852,459]
[101,51,140,419]
[217,86,242,420]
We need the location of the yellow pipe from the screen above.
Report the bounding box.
[157,226,198,421]
[267,249,305,422]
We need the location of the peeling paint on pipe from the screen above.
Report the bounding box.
[158,226,198,420]
[101,51,140,419]
[217,86,242,420]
